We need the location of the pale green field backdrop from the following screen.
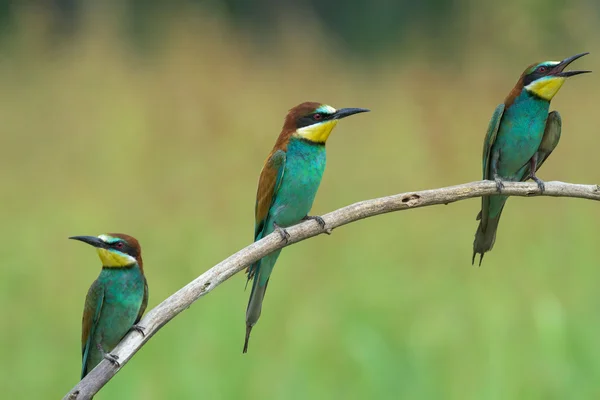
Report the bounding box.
[1,4,600,399]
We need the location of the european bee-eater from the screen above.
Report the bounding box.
[70,233,148,378]
[473,53,590,265]
[243,102,369,353]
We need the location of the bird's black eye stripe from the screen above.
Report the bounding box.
[524,71,544,86]
[523,64,555,86]
[312,112,334,122]
[295,112,334,129]
[111,241,135,255]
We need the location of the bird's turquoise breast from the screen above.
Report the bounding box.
[88,266,145,367]
[271,137,326,227]
[493,91,550,180]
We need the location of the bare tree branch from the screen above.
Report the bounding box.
[63,180,600,399]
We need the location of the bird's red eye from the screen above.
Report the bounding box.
[538,66,547,73]
[115,242,124,249]
[313,113,323,121]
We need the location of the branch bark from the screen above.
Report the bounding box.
[63,180,600,399]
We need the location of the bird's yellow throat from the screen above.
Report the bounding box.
[525,76,566,101]
[96,248,136,267]
[295,120,339,143]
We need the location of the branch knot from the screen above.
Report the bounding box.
[401,194,421,207]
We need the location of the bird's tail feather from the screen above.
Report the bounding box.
[243,266,269,353]
[472,204,505,266]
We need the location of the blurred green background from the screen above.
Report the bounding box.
[1,1,600,399]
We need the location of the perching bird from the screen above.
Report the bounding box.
[70,233,148,378]
[244,102,369,353]
[473,53,590,265]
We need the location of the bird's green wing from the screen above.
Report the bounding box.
[536,111,562,171]
[134,277,149,324]
[254,149,286,240]
[81,280,104,379]
[482,104,505,179]
[519,111,561,180]
[477,104,505,227]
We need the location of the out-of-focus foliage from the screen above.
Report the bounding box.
[1,2,599,399]
[2,0,599,55]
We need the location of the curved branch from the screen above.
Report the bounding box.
[63,180,600,399]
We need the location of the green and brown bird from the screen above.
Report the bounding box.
[70,233,148,378]
[473,53,590,265]
[244,102,369,353]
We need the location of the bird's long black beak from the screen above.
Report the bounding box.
[553,52,591,77]
[332,108,370,120]
[69,235,106,248]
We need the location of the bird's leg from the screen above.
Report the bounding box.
[96,343,120,367]
[302,215,332,234]
[527,153,545,193]
[491,149,504,193]
[130,325,146,337]
[104,353,120,366]
[103,353,120,366]
[302,215,326,228]
[493,175,504,192]
[273,222,290,244]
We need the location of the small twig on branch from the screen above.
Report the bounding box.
[63,180,600,400]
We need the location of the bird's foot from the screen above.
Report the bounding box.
[494,177,504,193]
[131,324,146,337]
[302,215,331,234]
[103,353,120,367]
[273,223,290,244]
[530,175,545,193]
